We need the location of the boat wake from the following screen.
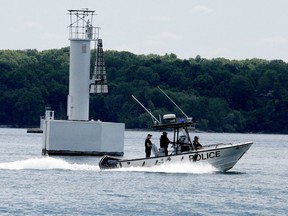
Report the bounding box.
[0,157,99,171]
[111,162,218,174]
[0,158,216,174]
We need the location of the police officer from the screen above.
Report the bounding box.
[160,132,173,156]
[193,136,203,150]
[145,134,152,158]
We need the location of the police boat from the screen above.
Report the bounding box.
[99,89,253,172]
[99,114,253,172]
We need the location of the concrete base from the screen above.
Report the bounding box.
[42,119,124,156]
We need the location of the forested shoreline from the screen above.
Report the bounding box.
[0,48,288,133]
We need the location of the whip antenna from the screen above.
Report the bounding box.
[131,95,160,124]
[158,86,189,118]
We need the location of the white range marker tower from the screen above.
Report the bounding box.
[42,9,124,156]
[67,9,93,121]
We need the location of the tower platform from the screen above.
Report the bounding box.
[42,117,124,156]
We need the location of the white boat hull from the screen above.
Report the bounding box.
[99,141,253,172]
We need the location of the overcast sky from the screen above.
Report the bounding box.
[1,0,288,61]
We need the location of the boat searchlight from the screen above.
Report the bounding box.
[163,114,176,123]
[162,114,193,124]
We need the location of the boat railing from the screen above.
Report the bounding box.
[203,143,233,149]
[203,141,253,150]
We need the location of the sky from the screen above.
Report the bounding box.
[1,0,288,61]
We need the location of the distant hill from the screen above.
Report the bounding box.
[0,48,288,133]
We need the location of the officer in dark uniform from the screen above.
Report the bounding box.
[160,132,172,156]
[145,134,152,158]
[193,136,203,150]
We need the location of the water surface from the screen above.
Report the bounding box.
[0,129,287,215]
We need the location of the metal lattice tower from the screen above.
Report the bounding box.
[90,39,108,93]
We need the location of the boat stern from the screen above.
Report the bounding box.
[99,155,120,169]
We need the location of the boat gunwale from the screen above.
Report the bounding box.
[119,141,253,163]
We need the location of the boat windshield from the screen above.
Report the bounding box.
[153,121,193,151]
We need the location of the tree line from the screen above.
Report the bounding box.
[0,48,288,133]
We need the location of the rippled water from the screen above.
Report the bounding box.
[0,128,287,215]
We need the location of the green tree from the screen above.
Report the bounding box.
[229,75,254,110]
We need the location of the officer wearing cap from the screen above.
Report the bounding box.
[145,134,153,158]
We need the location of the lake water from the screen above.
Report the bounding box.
[0,128,287,215]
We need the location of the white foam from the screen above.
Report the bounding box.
[0,158,217,174]
[113,162,217,174]
[0,157,99,171]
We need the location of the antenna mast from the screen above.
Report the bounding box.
[158,87,192,121]
[132,95,160,124]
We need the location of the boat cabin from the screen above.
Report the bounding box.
[153,114,195,155]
